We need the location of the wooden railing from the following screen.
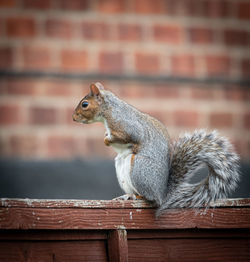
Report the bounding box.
[0,198,250,261]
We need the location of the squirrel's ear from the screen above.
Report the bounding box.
[95,82,105,91]
[90,83,100,96]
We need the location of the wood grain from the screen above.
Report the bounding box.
[0,198,249,262]
[0,206,250,230]
[108,230,128,262]
[0,198,249,209]
[128,238,250,262]
[0,241,108,262]
[127,229,250,239]
[0,198,152,209]
[0,230,107,241]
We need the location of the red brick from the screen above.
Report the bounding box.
[117,23,143,41]
[241,58,250,77]
[0,79,7,94]
[58,0,88,10]
[6,17,36,37]
[238,2,250,20]
[99,51,124,73]
[60,49,88,71]
[6,79,36,95]
[135,53,160,74]
[244,113,250,129]
[190,87,214,100]
[41,80,73,97]
[201,0,231,18]
[0,18,3,36]
[0,104,20,125]
[205,55,231,76]
[29,107,57,125]
[81,22,111,40]
[97,0,126,13]
[209,112,233,128]
[23,0,51,9]
[224,29,249,46]
[153,24,182,44]
[120,86,146,98]
[165,0,200,16]
[188,27,214,44]
[47,136,77,158]
[121,84,180,99]
[22,46,51,70]
[66,107,75,125]
[133,0,165,14]
[153,85,180,99]
[0,0,16,7]
[0,46,13,69]
[86,137,111,157]
[232,139,244,157]
[9,135,39,157]
[223,86,247,101]
[6,79,73,97]
[147,110,170,124]
[242,88,250,101]
[171,54,195,76]
[45,18,74,39]
[173,110,199,127]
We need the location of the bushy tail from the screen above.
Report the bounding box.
[157,130,240,216]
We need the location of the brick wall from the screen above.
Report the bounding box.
[0,0,249,160]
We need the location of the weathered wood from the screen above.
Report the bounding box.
[108,230,128,262]
[0,241,108,262]
[1,229,249,241]
[0,198,249,262]
[128,238,250,262]
[0,198,151,209]
[0,198,249,209]
[0,206,250,230]
[0,230,107,241]
[127,229,250,240]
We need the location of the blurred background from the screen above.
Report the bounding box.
[0,0,249,200]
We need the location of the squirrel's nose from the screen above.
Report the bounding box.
[72,113,77,121]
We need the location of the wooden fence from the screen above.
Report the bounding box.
[0,198,250,261]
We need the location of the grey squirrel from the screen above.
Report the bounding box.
[72,82,240,216]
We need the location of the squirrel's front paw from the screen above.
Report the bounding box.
[104,136,111,146]
[104,132,113,146]
[113,194,134,200]
[113,194,144,201]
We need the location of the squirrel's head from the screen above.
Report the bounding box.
[72,82,105,124]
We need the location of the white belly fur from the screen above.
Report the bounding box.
[112,143,138,195]
[103,120,138,194]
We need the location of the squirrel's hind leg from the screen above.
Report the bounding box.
[131,155,168,207]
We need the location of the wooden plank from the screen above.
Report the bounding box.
[0,206,250,230]
[209,198,250,208]
[0,241,108,262]
[0,198,249,209]
[0,198,151,209]
[0,230,107,241]
[1,229,249,242]
[108,229,128,262]
[127,229,250,240]
[128,238,250,262]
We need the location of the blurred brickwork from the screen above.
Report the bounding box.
[0,0,249,160]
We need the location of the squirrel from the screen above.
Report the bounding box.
[72,82,240,216]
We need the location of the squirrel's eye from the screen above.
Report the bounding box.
[82,101,89,108]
